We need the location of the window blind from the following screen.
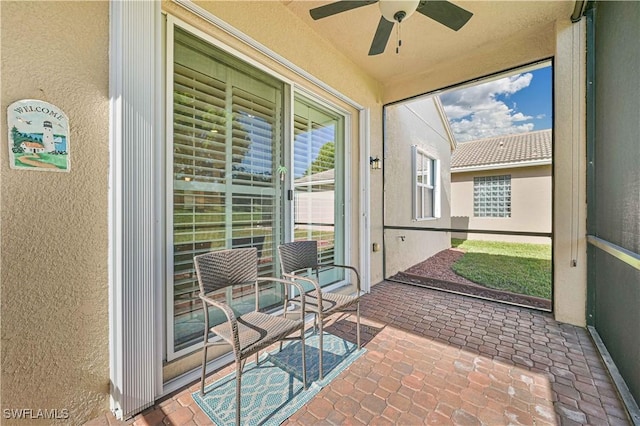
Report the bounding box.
[171,28,283,353]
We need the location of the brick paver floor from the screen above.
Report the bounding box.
[88,281,632,425]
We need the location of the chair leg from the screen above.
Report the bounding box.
[280,300,288,352]
[301,327,307,390]
[200,345,208,395]
[235,362,242,426]
[356,301,361,350]
[318,317,324,380]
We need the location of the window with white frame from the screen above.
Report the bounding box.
[412,146,440,220]
[473,175,511,217]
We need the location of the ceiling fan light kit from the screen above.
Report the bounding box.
[309,0,473,56]
[379,0,420,23]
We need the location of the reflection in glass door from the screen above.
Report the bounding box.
[167,27,349,360]
[169,27,285,358]
[292,95,345,287]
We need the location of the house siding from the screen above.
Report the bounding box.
[384,98,453,276]
[451,165,552,244]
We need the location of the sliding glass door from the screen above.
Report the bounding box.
[169,28,285,357]
[166,25,349,360]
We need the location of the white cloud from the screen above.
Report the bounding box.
[439,73,535,142]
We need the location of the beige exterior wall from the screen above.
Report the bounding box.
[1,1,111,423]
[451,165,552,244]
[0,0,385,422]
[383,98,453,276]
[553,20,587,326]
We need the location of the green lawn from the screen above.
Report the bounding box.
[450,239,552,299]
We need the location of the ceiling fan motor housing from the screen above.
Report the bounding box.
[379,0,420,22]
[308,0,474,56]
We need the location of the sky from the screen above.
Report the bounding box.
[439,66,552,143]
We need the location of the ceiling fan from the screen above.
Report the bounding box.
[309,0,473,55]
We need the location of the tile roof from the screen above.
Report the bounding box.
[21,142,45,149]
[451,129,552,169]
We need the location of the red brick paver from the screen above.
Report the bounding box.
[87,281,632,425]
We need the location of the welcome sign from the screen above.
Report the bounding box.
[7,99,70,172]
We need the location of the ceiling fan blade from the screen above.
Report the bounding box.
[310,0,378,20]
[369,16,394,56]
[417,0,473,31]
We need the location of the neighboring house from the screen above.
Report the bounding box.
[20,141,46,154]
[450,129,552,244]
[384,95,456,276]
[294,168,335,231]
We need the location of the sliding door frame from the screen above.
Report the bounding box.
[110,3,372,413]
[163,14,362,362]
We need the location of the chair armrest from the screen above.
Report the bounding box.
[256,277,307,317]
[282,272,322,307]
[319,263,361,293]
[199,293,240,351]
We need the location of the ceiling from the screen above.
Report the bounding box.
[285,1,575,86]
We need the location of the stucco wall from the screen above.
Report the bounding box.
[383,97,452,276]
[553,20,587,326]
[451,165,552,244]
[1,1,110,424]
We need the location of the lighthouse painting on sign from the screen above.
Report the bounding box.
[7,99,70,172]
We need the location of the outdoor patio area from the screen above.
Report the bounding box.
[89,281,631,425]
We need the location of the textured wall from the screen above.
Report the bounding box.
[1,1,110,424]
[451,165,552,244]
[383,98,453,276]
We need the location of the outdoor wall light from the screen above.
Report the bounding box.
[369,156,381,170]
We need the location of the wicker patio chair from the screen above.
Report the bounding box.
[194,247,307,426]
[278,240,361,380]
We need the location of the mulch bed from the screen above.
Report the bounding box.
[390,249,552,311]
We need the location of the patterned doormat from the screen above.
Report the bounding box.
[192,332,365,425]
